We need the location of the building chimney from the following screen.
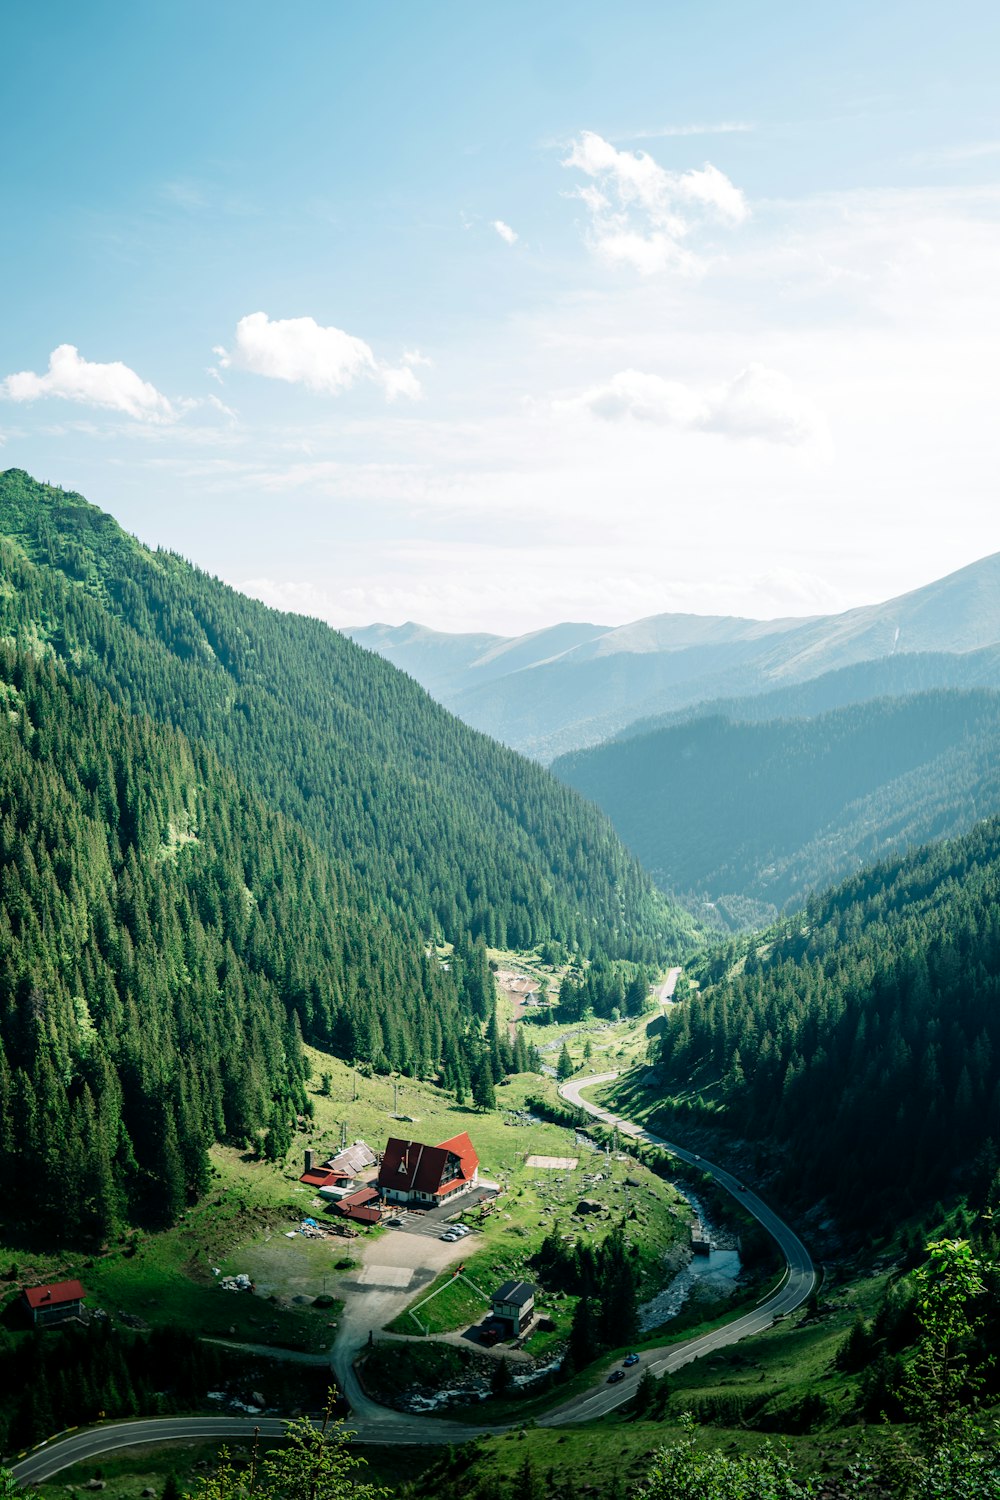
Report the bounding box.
[304,1149,315,1174]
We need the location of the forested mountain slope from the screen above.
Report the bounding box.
[553,690,1000,928]
[0,468,695,1241]
[0,470,689,962]
[0,645,395,1238]
[350,553,1000,760]
[652,818,1000,1229]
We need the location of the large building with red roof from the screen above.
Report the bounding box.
[377,1131,479,1208]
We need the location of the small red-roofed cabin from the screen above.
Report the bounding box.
[300,1167,354,1190]
[23,1280,86,1327]
[377,1131,479,1208]
[333,1187,382,1224]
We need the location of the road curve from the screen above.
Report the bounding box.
[654,967,682,1004]
[546,1072,816,1423]
[12,1072,814,1479]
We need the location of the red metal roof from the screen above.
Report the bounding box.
[24,1280,85,1310]
[377,1132,479,1196]
[438,1132,479,1178]
[333,1186,381,1222]
[336,1186,380,1207]
[299,1168,349,1188]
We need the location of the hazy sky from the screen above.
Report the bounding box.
[2,1,999,633]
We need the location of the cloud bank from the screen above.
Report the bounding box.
[492,219,518,245]
[1,344,175,421]
[563,130,748,274]
[564,364,825,448]
[215,312,421,401]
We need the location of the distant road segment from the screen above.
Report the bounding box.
[654,967,682,1003]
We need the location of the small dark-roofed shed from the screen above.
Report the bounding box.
[491,1278,535,1336]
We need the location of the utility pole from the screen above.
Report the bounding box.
[353,1071,358,1102]
[393,1079,400,1116]
[341,1120,347,1150]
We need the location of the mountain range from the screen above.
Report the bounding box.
[346,552,1000,761]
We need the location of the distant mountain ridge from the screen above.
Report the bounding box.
[553,688,1000,930]
[345,551,1000,760]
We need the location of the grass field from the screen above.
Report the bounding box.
[0,1036,616,1362]
[396,1273,491,1335]
[382,1108,691,1353]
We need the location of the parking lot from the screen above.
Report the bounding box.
[382,1185,497,1239]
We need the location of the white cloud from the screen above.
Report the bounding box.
[203,392,240,422]
[239,576,338,619]
[562,363,826,448]
[622,122,753,141]
[703,365,827,448]
[1,344,175,421]
[492,219,518,245]
[563,130,748,274]
[235,544,850,638]
[215,312,421,401]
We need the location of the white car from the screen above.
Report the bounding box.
[441,1230,461,1242]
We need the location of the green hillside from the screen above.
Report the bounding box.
[553,690,1000,927]
[0,469,690,965]
[647,817,1000,1229]
[0,468,695,1239]
[0,641,508,1241]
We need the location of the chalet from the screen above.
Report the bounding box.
[377,1131,479,1208]
[23,1280,86,1327]
[491,1279,535,1337]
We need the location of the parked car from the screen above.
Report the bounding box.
[452,1224,471,1236]
[385,1217,404,1227]
[623,1353,639,1367]
[441,1230,461,1241]
[607,1369,626,1384]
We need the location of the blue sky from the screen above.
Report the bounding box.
[3,1,1000,631]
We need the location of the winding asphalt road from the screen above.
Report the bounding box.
[11,1071,815,1481]
[544,1072,817,1423]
